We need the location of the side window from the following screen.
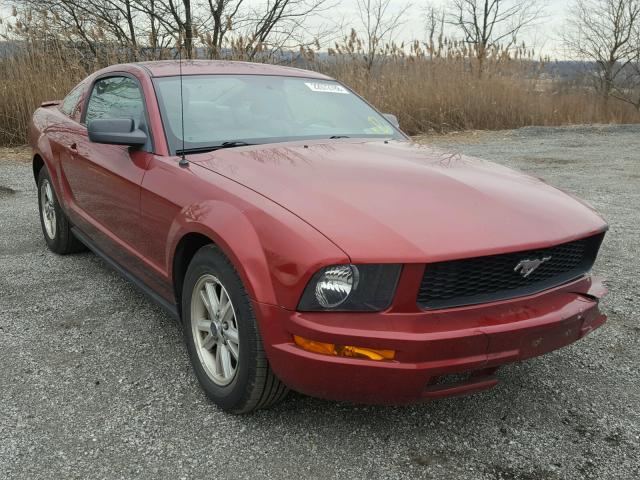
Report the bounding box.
[59,83,84,117]
[85,76,145,125]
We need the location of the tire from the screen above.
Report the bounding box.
[37,167,85,254]
[182,244,288,413]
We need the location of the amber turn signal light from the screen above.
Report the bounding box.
[293,335,395,361]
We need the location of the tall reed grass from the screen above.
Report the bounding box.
[1,28,639,146]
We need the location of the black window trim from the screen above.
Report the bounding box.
[81,71,156,153]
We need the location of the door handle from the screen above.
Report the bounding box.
[69,142,78,151]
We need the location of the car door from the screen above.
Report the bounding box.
[61,74,153,260]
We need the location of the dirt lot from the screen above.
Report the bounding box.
[1,125,639,480]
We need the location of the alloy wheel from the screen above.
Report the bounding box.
[190,274,240,386]
[40,179,57,239]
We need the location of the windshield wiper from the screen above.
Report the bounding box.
[176,141,255,156]
[217,141,254,148]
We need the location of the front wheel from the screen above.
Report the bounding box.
[182,245,288,413]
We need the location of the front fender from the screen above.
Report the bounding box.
[166,199,349,309]
[166,200,275,304]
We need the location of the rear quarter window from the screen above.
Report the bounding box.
[59,83,85,117]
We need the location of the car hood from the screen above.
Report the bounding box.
[191,139,607,262]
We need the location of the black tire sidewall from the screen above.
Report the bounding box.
[182,246,261,411]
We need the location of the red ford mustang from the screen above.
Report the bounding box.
[29,60,608,413]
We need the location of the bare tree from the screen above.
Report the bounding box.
[241,0,334,60]
[134,0,198,57]
[18,0,151,57]
[13,0,337,60]
[423,2,445,59]
[201,0,244,58]
[446,0,544,74]
[356,0,410,71]
[563,0,640,108]
[17,0,99,55]
[106,0,138,49]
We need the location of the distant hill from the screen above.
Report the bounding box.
[0,40,603,81]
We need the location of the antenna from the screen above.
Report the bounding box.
[178,33,189,168]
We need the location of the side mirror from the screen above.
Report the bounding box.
[88,118,147,147]
[383,113,400,128]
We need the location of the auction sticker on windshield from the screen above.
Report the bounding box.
[305,82,350,94]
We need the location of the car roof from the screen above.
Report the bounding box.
[122,60,334,80]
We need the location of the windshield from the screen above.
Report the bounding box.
[153,74,404,154]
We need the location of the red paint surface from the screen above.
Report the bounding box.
[29,61,608,404]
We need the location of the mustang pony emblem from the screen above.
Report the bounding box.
[514,256,552,278]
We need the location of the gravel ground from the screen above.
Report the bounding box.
[1,124,639,480]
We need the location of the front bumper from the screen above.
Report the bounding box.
[253,274,607,404]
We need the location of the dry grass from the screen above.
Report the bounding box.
[0,146,31,162]
[309,35,640,134]
[0,45,93,145]
[1,30,639,146]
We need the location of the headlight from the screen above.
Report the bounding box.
[314,264,359,308]
[298,264,402,311]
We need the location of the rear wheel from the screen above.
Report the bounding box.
[182,245,288,413]
[37,167,85,254]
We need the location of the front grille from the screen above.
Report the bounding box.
[417,233,605,310]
